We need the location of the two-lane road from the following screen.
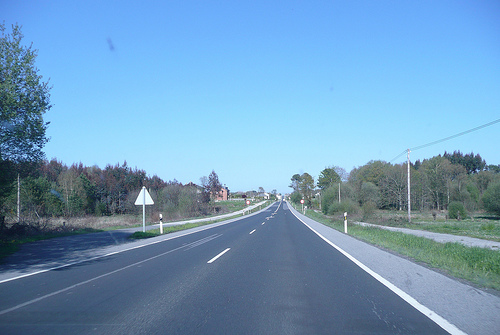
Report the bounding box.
[0,202,451,334]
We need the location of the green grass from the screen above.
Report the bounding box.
[305,209,500,291]
[407,219,500,242]
[130,222,205,239]
[353,210,500,242]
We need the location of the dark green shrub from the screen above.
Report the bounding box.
[448,201,467,220]
[321,186,338,214]
[290,191,302,204]
[482,182,500,216]
[327,199,359,216]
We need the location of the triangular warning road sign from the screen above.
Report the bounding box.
[135,186,154,205]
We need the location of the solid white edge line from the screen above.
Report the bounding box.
[207,248,231,264]
[249,229,256,234]
[289,207,466,335]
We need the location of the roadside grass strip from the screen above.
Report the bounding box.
[130,222,213,239]
[306,210,500,292]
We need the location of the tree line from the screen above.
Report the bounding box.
[289,151,500,218]
[0,159,229,226]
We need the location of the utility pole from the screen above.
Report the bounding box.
[407,149,411,223]
[338,183,341,203]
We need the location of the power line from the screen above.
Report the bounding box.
[390,117,500,163]
[410,118,500,151]
[389,150,407,163]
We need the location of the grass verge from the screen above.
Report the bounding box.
[305,209,500,292]
[130,222,208,239]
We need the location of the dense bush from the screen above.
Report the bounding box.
[448,201,467,220]
[482,182,500,216]
[290,191,302,204]
[321,186,338,215]
[327,199,359,216]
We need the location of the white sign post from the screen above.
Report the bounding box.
[135,186,154,232]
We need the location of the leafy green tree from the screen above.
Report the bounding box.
[289,174,302,192]
[208,170,222,200]
[348,161,390,207]
[487,164,500,174]
[350,160,389,187]
[200,170,222,212]
[443,151,486,174]
[359,182,380,207]
[1,24,52,221]
[317,167,341,190]
[0,23,51,164]
[299,173,315,206]
[473,171,495,195]
[482,182,500,216]
[321,186,337,214]
[178,186,201,217]
[78,174,97,215]
[290,191,302,204]
[22,176,63,218]
[442,161,467,207]
[379,163,406,210]
[0,160,15,209]
[421,156,448,210]
[158,181,183,216]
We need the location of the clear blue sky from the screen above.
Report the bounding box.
[3,0,499,194]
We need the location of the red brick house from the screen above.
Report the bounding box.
[214,185,229,201]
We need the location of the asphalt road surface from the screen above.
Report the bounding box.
[0,202,451,334]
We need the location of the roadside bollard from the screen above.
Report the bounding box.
[344,212,347,234]
[159,213,163,234]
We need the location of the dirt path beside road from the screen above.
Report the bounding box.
[353,221,500,250]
